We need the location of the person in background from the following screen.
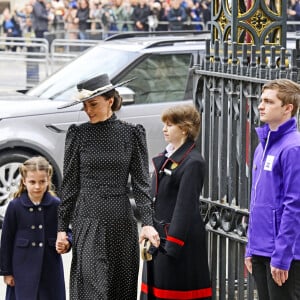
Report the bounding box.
[199,0,211,30]
[0,156,71,300]
[32,0,53,38]
[64,0,79,40]
[185,0,202,31]
[74,0,90,40]
[56,73,160,300]
[23,16,35,40]
[2,7,22,51]
[51,0,65,32]
[245,79,300,300]
[100,1,118,37]
[155,0,170,31]
[167,0,187,31]
[288,0,300,31]
[15,2,34,35]
[140,104,212,300]
[131,0,151,31]
[148,1,163,31]
[89,0,102,32]
[113,0,134,32]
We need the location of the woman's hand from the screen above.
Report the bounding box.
[139,225,160,248]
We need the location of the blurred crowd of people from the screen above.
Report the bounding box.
[0,0,211,42]
[288,0,300,31]
[1,0,300,46]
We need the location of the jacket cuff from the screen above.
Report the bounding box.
[164,235,184,258]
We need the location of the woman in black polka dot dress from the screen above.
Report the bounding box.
[56,74,160,300]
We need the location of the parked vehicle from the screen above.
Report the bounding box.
[0,31,209,225]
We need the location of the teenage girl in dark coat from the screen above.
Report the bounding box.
[140,104,212,300]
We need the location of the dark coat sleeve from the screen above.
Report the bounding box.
[0,201,17,276]
[164,157,205,258]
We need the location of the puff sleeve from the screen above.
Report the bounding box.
[57,124,81,231]
[129,124,153,226]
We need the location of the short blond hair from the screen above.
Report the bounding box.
[262,79,300,116]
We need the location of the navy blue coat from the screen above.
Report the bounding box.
[0,192,67,300]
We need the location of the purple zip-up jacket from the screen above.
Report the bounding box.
[246,117,300,270]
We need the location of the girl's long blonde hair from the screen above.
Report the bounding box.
[14,156,56,198]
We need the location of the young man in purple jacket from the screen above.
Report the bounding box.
[245,79,300,300]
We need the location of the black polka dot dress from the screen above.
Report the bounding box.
[57,114,153,300]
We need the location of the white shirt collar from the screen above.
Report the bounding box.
[165,143,175,158]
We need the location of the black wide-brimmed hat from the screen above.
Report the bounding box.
[58,73,133,109]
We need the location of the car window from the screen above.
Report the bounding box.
[122,53,192,104]
[27,46,138,101]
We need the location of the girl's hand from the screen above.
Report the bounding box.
[56,231,68,253]
[56,240,70,254]
[4,275,15,286]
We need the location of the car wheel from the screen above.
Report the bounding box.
[0,151,32,227]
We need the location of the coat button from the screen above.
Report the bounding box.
[31,242,36,247]
[39,242,43,247]
[29,208,34,212]
[38,207,42,211]
[38,225,43,229]
[31,225,36,230]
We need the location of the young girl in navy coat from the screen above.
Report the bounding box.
[0,156,71,300]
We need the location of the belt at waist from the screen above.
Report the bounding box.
[81,184,128,195]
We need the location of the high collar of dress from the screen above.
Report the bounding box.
[89,113,116,126]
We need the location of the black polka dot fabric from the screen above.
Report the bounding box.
[57,114,153,300]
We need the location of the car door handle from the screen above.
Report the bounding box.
[45,121,86,133]
[45,124,67,133]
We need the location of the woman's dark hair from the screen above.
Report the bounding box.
[103,89,123,112]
